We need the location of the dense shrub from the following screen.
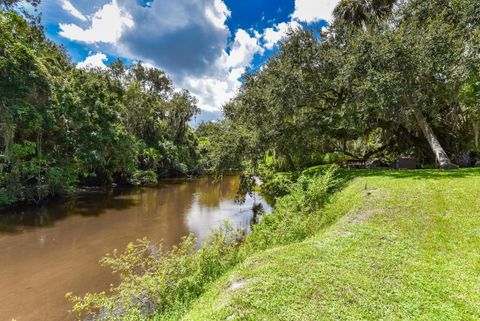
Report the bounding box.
[261,174,293,199]
[129,170,158,186]
[0,142,77,205]
[0,11,200,205]
[68,227,242,321]
[242,165,340,253]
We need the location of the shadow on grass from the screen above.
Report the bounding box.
[299,167,480,212]
[337,168,480,181]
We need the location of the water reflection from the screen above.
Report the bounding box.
[0,176,270,321]
[0,189,141,234]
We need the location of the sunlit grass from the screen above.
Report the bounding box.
[184,168,480,320]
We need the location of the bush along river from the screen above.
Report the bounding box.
[0,176,270,321]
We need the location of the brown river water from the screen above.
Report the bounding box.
[0,176,270,321]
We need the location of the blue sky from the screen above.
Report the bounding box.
[38,0,337,121]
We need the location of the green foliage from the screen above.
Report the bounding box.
[0,10,201,204]
[333,0,396,28]
[260,174,293,199]
[255,163,293,199]
[460,74,480,150]
[216,0,480,172]
[129,169,158,186]
[68,226,243,321]
[0,0,41,11]
[460,75,480,107]
[68,166,344,321]
[242,165,341,253]
[0,141,77,205]
[195,120,252,174]
[321,152,348,165]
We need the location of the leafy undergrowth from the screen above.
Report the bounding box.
[184,168,480,320]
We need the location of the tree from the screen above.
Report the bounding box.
[460,75,480,150]
[333,0,396,28]
[221,0,479,172]
[332,0,465,169]
[0,10,203,205]
[0,0,40,10]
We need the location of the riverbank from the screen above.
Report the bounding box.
[70,167,480,320]
[185,167,480,320]
[0,176,266,321]
[0,170,225,214]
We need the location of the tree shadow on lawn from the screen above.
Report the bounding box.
[338,167,480,181]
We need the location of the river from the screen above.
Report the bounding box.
[0,176,270,321]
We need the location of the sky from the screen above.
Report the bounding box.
[38,0,339,122]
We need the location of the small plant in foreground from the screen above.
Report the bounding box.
[67,226,242,321]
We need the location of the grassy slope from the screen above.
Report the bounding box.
[184,169,480,321]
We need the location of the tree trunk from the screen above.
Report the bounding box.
[1,122,14,162]
[413,109,458,169]
[473,121,479,149]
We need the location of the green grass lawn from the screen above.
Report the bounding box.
[183,169,480,321]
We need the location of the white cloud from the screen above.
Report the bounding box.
[109,0,231,79]
[76,52,108,69]
[55,0,263,112]
[61,0,87,21]
[263,21,301,49]
[205,0,231,29]
[59,0,134,44]
[292,0,340,23]
[227,29,264,68]
[183,76,234,112]
[259,0,337,51]
[184,29,264,111]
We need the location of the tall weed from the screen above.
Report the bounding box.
[68,226,242,321]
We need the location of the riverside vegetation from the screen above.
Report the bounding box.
[66,0,480,319]
[1,5,202,207]
[2,0,479,206]
[68,165,345,320]
[69,166,480,320]
[185,167,480,320]
[1,0,480,320]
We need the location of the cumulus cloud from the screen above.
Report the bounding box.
[59,0,134,44]
[59,0,351,112]
[55,0,264,111]
[76,52,108,69]
[227,29,264,68]
[292,0,340,23]
[53,0,342,111]
[263,21,302,50]
[260,0,339,52]
[184,29,263,111]
[116,0,232,80]
[61,0,87,21]
[205,0,231,29]
[261,0,340,51]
